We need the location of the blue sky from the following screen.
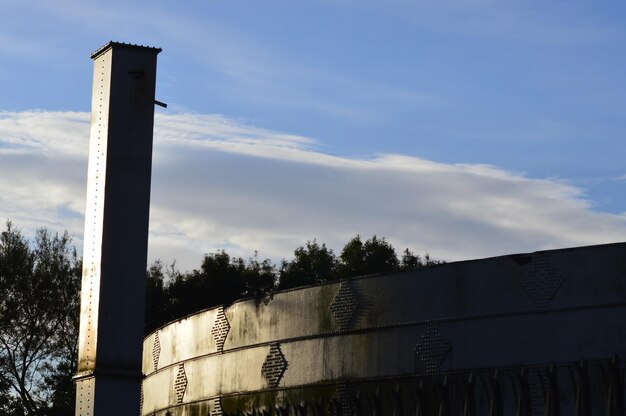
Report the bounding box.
[1,1,625,270]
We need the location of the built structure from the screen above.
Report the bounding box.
[74,41,160,416]
[73,41,626,416]
[140,242,626,415]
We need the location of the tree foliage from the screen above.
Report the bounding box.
[0,222,81,416]
[279,240,337,290]
[337,235,399,278]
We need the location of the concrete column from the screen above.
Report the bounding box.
[74,41,161,416]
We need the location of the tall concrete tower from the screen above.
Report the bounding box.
[73,42,161,415]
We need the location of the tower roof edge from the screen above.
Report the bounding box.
[90,41,162,60]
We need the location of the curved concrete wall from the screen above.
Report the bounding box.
[140,243,626,415]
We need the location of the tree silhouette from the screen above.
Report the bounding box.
[144,260,170,334]
[0,222,80,416]
[338,235,399,278]
[240,252,275,298]
[279,240,337,290]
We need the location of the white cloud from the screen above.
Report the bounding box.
[1,110,624,271]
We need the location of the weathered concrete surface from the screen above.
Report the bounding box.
[141,242,626,415]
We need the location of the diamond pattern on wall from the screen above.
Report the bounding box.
[209,397,223,416]
[329,281,359,331]
[329,383,354,416]
[152,332,161,371]
[139,384,144,414]
[522,253,565,306]
[415,323,451,374]
[527,369,547,416]
[174,363,188,404]
[211,307,230,353]
[261,343,288,388]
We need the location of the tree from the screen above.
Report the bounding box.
[362,235,399,273]
[165,251,247,321]
[144,260,170,335]
[0,221,80,416]
[0,375,22,416]
[279,240,337,290]
[338,235,399,278]
[337,235,366,278]
[240,252,276,299]
[400,248,423,271]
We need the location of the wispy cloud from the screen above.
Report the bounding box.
[1,111,624,271]
[0,34,56,60]
[328,0,616,45]
[0,0,441,123]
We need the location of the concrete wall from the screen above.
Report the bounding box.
[140,242,626,415]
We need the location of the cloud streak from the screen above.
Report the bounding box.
[332,0,616,45]
[1,110,624,271]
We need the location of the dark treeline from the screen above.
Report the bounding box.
[144,235,443,334]
[0,221,442,415]
[0,222,80,416]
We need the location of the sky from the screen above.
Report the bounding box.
[0,0,625,271]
